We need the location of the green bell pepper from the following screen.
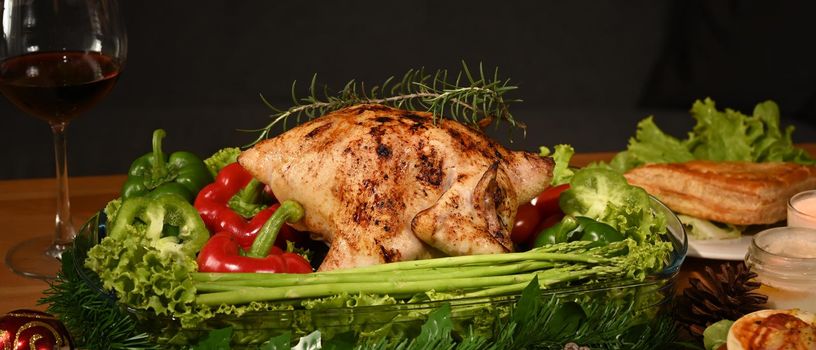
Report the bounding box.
[575,216,624,247]
[534,215,579,246]
[109,195,209,257]
[121,129,213,202]
[534,215,624,248]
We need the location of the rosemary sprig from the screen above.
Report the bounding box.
[246,61,523,146]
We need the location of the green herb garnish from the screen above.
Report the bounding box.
[41,233,155,350]
[247,62,522,146]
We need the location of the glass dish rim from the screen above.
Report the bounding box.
[74,195,688,315]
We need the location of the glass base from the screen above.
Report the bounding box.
[5,235,67,280]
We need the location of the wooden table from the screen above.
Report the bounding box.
[0,175,125,314]
[2,146,815,315]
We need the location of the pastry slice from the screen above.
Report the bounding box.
[624,160,816,225]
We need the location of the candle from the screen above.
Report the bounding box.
[745,227,816,312]
[788,190,816,228]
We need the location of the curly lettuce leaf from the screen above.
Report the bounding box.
[539,144,575,185]
[628,117,695,167]
[703,319,734,350]
[686,98,761,161]
[606,150,639,174]
[751,101,815,164]
[687,99,815,164]
[602,116,694,173]
[85,219,200,325]
[678,214,742,240]
[204,147,241,178]
[559,167,666,243]
[301,293,398,310]
[103,198,122,224]
[612,98,814,173]
[299,293,402,341]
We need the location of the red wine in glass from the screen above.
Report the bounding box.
[0,51,121,123]
[1,0,126,280]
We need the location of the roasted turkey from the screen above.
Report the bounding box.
[240,104,553,271]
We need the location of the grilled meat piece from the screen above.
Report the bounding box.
[728,310,816,350]
[240,104,553,271]
[624,160,816,225]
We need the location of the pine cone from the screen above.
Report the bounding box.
[676,262,768,337]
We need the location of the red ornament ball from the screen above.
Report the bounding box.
[0,309,72,350]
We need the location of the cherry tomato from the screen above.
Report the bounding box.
[531,184,570,217]
[511,203,541,244]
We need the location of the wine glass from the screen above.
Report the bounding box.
[0,0,127,279]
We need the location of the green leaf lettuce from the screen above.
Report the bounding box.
[613,98,814,173]
[559,167,666,244]
[703,319,734,350]
[622,116,694,169]
[204,147,242,178]
[540,144,575,186]
[678,214,742,240]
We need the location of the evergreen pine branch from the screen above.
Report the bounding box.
[316,278,679,350]
[40,235,156,350]
[245,61,523,146]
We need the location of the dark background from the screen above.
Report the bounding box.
[2,0,816,179]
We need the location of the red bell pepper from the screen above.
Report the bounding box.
[197,200,312,273]
[194,162,300,250]
[531,183,570,218]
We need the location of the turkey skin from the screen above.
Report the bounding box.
[239,104,553,271]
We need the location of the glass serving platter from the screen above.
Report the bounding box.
[70,197,687,348]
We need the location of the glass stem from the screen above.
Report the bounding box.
[48,121,75,258]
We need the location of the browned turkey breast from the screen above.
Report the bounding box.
[240,104,553,271]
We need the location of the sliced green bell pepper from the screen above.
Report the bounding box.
[121,129,213,202]
[109,195,209,257]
